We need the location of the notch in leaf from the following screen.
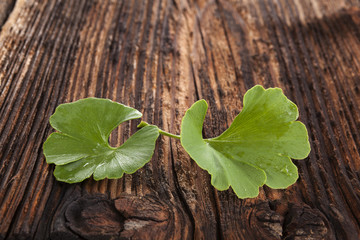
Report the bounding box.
[43,98,159,183]
[180,85,310,198]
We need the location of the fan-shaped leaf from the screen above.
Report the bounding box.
[43,98,159,183]
[180,85,310,198]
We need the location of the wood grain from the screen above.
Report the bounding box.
[0,0,359,239]
[0,0,15,28]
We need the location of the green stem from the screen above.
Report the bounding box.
[158,129,181,139]
[137,121,181,140]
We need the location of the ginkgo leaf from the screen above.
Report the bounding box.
[180,85,310,198]
[43,98,159,183]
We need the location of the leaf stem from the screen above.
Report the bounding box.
[137,121,181,140]
[158,129,181,139]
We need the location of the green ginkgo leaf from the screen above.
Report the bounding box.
[180,85,310,198]
[43,98,159,183]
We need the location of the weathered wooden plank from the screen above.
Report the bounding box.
[0,0,16,28]
[0,0,359,239]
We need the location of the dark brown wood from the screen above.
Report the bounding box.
[0,0,15,28]
[0,0,359,239]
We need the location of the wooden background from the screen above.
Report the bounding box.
[1,0,360,239]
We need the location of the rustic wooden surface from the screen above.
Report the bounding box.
[0,0,360,239]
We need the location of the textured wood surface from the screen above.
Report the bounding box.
[0,0,15,28]
[0,0,360,239]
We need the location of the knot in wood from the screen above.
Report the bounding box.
[52,193,172,240]
[64,194,124,239]
[283,204,331,240]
